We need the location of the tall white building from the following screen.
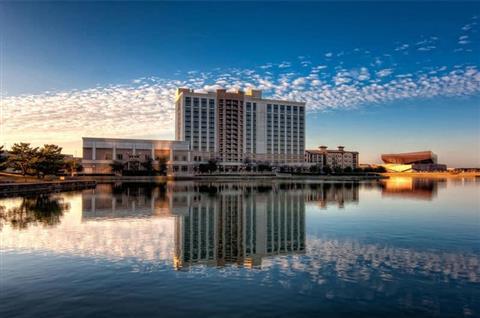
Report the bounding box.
[175,88,306,169]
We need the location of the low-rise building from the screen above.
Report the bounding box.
[305,146,359,170]
[82,137,193,176]
[380,151,447,172]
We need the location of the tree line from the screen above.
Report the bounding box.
[0,143,82,178]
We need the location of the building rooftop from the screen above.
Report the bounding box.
[175,87,305,105]
[381,151,437,164]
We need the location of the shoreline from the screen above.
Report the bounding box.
[0,180,97,197]
[67,174,387,183]
[1,172,477,197]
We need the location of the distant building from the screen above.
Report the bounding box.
[82,137,192,176]
[175,88,306,169]
[381,151,447,172]
[305,146,359,169]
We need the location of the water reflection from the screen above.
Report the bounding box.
[0,180,478,281]
[1,179,479,318]
[0,194,69,230]
[379,177,444,200]
[173,186,306,269]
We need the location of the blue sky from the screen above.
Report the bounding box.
[1,2,479,166]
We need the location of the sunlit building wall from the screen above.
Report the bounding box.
[175,88,306,168]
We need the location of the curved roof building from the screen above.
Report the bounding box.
[381,151,437,164]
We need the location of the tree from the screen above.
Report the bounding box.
[126,156,140,171]
[333,166,344,174]
[243,157,253,172]
[7,143,39,176]
[110,160,125,175]
[257,162,272,172]
[343,166,353,174]
[323,165,332,175]
[64,159,83,176]
[199,159,218,174]
[157,157,168,176]
[35,144,65,177]
[141,158,154,175]
[309,163,322,174]
[0,145,7,171]
[375,166,387,173]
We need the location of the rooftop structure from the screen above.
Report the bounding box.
[381,151,446,172]
[381,151,437,164]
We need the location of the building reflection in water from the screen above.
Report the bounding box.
[173,184,306,269]
[82,183,171,219]
[1,180,478,283]
[304,182,360,209]
[379,177,445,200]
[80,182,368,269]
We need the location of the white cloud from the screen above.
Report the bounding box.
[394,43,409,51]
[376,68,393,78]
[458,35,471,45]
[278,61,291,68]
[3,61,480,152]
[325,52,333,58]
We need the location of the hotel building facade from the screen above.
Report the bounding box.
[305,146,359,170]
[175,88,306,168]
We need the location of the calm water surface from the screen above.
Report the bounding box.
[0,178,479,318]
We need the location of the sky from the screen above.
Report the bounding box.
[1,1,479,167]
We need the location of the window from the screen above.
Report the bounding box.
[116,154,123,160]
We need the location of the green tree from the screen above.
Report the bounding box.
[309,163,322,174]
[323,165,332,175]
[36,144,65,177]
[0,145,7,171]
[199,159,218,174]
[7,143,39,176]
[156,156,168,175]
[375,166,387,173]
[64,159,83,176]
[110,160,125,175]
[343,166,353,174]
[333,166,344,174]
[257,162,272,172]
[141,158,154,175]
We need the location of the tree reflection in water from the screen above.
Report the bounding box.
[0,195,69,230]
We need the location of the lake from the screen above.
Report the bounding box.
[1,177,479,317]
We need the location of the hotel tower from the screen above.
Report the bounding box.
[175,88,306,169]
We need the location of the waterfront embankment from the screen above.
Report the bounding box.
[66,173,386,183]
[0,180,97,197]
